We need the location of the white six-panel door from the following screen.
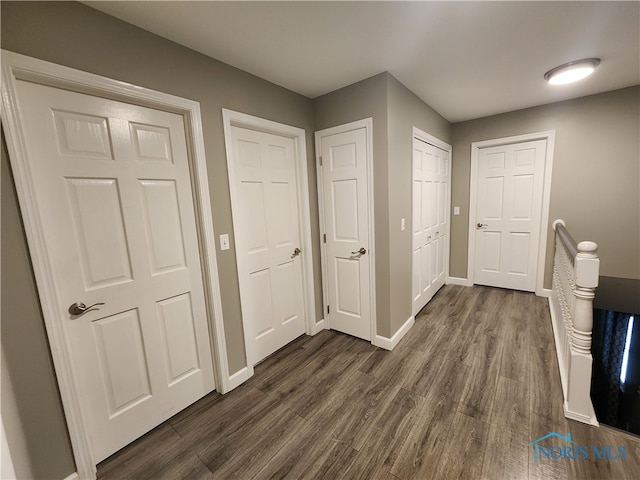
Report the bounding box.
[228,126,306,365]
[412,136,449,316]
[473,139,546,291]
[317,124,372,341]
[15,80,215,462]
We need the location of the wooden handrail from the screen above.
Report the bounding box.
[553,219,578,262]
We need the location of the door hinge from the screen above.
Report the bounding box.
[323,233,326,243]
[327,305,330,314]
[319,155,323,166]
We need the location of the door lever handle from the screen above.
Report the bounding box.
[69,302,105,316]
[291,247,301,258]
[476,223,488,229]
[351,247,367,255]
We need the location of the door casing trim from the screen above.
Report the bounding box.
[1,50,229,479]
[222,109,316,367]
[467,130,555,296]
[315,118,376,342]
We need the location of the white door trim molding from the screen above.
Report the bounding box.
[446,276,474,287]
[1,50,229,479]
[467,130,555,296]
[222,109,316,364]
[315,118,376,342]
[412,127,452,154]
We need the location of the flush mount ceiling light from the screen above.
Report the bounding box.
[544,58,601,85]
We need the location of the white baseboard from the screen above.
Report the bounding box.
[63,473,80,480]
[564,401,599,427]
[547,296,568,397]
[308,318,326,335]
[446,276,473,286]
[537,287,552,298]
[226,366,253,392]
[372,315,415,351]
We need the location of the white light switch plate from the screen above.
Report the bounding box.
[401,218,406,231]
[454,206,460,215]
[220,234,230,250]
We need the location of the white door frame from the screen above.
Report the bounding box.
[222,109,316,368]
[467,131,555,296]
[412,126,452,296]
[1,50,230,479]
[315,118,376,341]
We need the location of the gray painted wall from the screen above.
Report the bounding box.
[1,1,318,477]
[2,135,76,478]
[450,86,640,286]
[314,73,391,336]
[314,73,451,337]
[3,2,637,478]
[386,75,451,333]
[1,0,320,374]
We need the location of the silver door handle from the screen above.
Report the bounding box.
[291,247,301,258]
[351,247,367,255]
[476,223,488,229]
[69,302,105,316]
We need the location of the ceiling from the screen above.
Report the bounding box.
[85,1,639,122]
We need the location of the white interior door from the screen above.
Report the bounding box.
[14,81,215,462]
[317,124,371,341]
[228,126,306,365]
[474,139,546,291]
[412,136,449,315]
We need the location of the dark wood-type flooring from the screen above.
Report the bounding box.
[98,285,640,479]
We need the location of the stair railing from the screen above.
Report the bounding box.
[549,219,599,425]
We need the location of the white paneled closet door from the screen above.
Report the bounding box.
[228,126,306,365]
[14,80,216,463]
[318,125,372,341]
[473,140,546,291]
[412,135,450,316]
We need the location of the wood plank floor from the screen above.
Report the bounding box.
[97,285,640,479]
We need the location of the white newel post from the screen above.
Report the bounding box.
[566,241,599,422]
[550,220,599,426]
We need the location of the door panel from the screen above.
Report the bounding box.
[130,123,173,162]
[15,80,215,462]
[92,309,151,417]
[157,293,200,386]
[139,180,187,274]
[412,137,449,315]
[474,140,546,291]
[66,178,133,288]
[229,126,305,364]
[335,257,362,317]
[319,126,371,340]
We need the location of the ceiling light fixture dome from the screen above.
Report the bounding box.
[544,58,601,85]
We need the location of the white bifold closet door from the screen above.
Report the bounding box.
[412,137,449,316]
